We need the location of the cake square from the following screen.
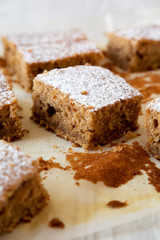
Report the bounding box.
[145,98,160,159]
[2,29,104,91]
[32,65,143,149]
[0,140,49,233]
[107,24,160,71]
[0,71,23,141]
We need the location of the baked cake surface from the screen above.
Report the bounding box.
[35,65,142,110]
[4,28,87,46]
[2,28,104,91]
[18,40,101,64]
[112,24,160,41]
[107,24,160,71]
[32,65,142,149]
[0,71,23,141]
[146,98,160,159]
[0,140,48,233]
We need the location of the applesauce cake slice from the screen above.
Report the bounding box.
[32,65,143,150]
[145,98,160,159]
[107,24,160,71]
[0,140,49,233]
[0,71,23,141]
[2,28,104,91]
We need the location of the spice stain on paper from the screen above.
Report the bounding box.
[66,142,160,192]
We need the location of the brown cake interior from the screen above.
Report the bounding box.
[0,174,49,233]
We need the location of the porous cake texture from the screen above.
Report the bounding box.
[0,71,23,141]
[107,24,160,71]
[146,98,160,159]
[0,140,49,233]
[32,65,143,149]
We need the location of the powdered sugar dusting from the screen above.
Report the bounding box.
[147,98,160,113]
[20,40,101,64]
[5,28,87,46]
[0,71,15,109]
[35,66,142,111]
[111,24,160,41]
[4,29,102,64]
[0,140,37,209]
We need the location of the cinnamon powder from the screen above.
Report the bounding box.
[66,142,160,192]
[38,156,70,173]
[125,73,160,103]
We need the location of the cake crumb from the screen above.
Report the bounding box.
[68,147,73,153]
[49,218,65,228]
[75,182,80,186]
[125,131,140,140]
[107,200,128,208]
[53,145,58,148]
[81,90,88,95]
[112,145,123,152]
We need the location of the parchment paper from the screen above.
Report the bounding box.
[1,8,160,240]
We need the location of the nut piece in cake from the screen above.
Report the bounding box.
[2,29,104,91]
[32,65,143,150]
[145,98,160,159]
[0,71,23,141]
[0,140,49,233]
[107,24,160,71]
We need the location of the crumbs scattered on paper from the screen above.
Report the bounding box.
[107,200,128,208]
[48,218,65,228]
